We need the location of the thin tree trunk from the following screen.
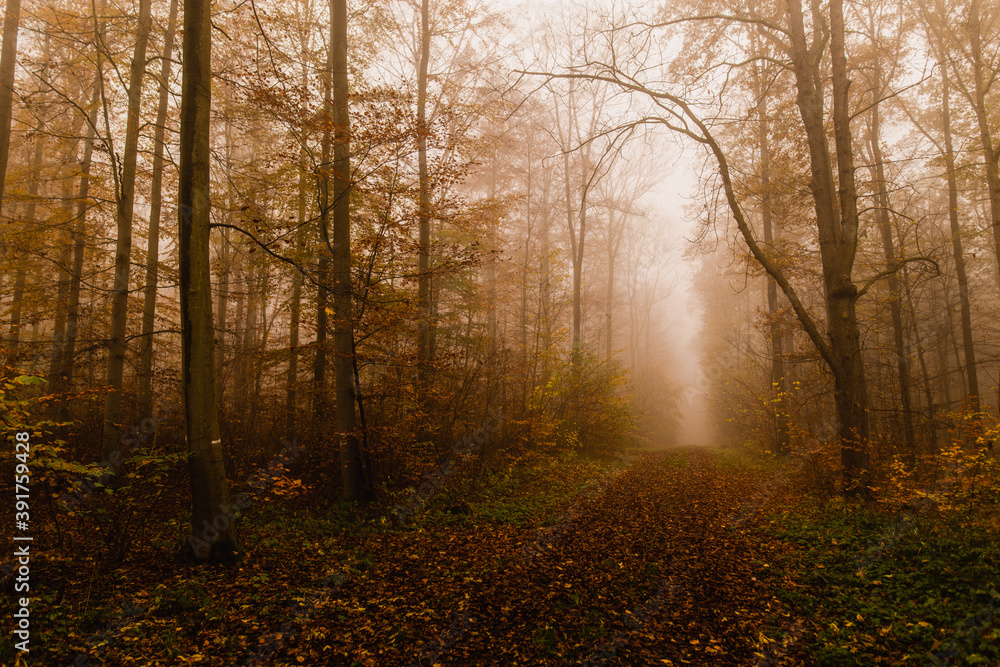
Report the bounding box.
[486,156,498,341]
[521,166,531,355]
[314,0,334,425]
[180,0,238,563]
[0,0,21,218]
[941,66,980,413]
[240,264,259,421]
[539,179,551,383]
[604,208,616,362]
[48,175,75,391]
[102,0,152,459]
[868,70,916,461]
[215,227,233,407]
[53,84,101,414]
[137,0,179,416]
[965,0,1000,290]
[287,167,306,437]
[6,267,26,359]
[758,94,790,455]
[901,263,937,453]
[6,115,44,365]
[416,0,431,382]
[331,0,364,501]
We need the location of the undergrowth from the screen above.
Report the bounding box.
[756,472,1000,665]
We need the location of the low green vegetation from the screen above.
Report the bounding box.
[758,496,1000,665]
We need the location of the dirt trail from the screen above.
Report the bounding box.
[372,448,786,666]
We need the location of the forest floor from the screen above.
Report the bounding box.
[8,446,1000,666]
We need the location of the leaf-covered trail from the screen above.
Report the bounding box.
[311,448,786,665]
[47,448,790,666]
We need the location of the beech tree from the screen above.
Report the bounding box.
[0,0,21,219]
[101,0,152,459]
[179,0,238,561]
[137,0,180,417]
[331,0,365,500]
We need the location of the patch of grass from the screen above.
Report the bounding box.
[761,499,1000,665]
[467,453,624,527]
[709,445,784,474]
[658,449,690,469]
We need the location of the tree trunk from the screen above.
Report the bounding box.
[539,179,551,383]
[314,0,334,425]
[521,153,531,356]
[51,85,101,414]
[965,0,1000,290]
[6,114,44,366]
[102,0,152,459]
[416,0,431,383]
[6,267,26,360]
[571,194,586,360]
[940,66,980,414]
[604,207,624,362]
[0,0,21,218]
[486,156,498,342]
[48,175,75,393]
[215,227,233,408]
[137,0,179,417]
[331,0,364,501]
[901,263,938,452]
[868,68,916,462]
[786,0,869,495]
[287,166,306,437]
[179,0,238,563]
[757,92,790,455]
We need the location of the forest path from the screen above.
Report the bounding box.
[441,448,787,665]
[310,448,791,666]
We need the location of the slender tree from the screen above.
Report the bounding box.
[866,49,916,461]
[0,0,21,218]
[102,0,153,459]
[137,0,180,416]
[179,0,238,562]
[331,0,365,500]
[416,0,432,382]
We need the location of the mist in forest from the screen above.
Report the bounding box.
[5,0,1000,662]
